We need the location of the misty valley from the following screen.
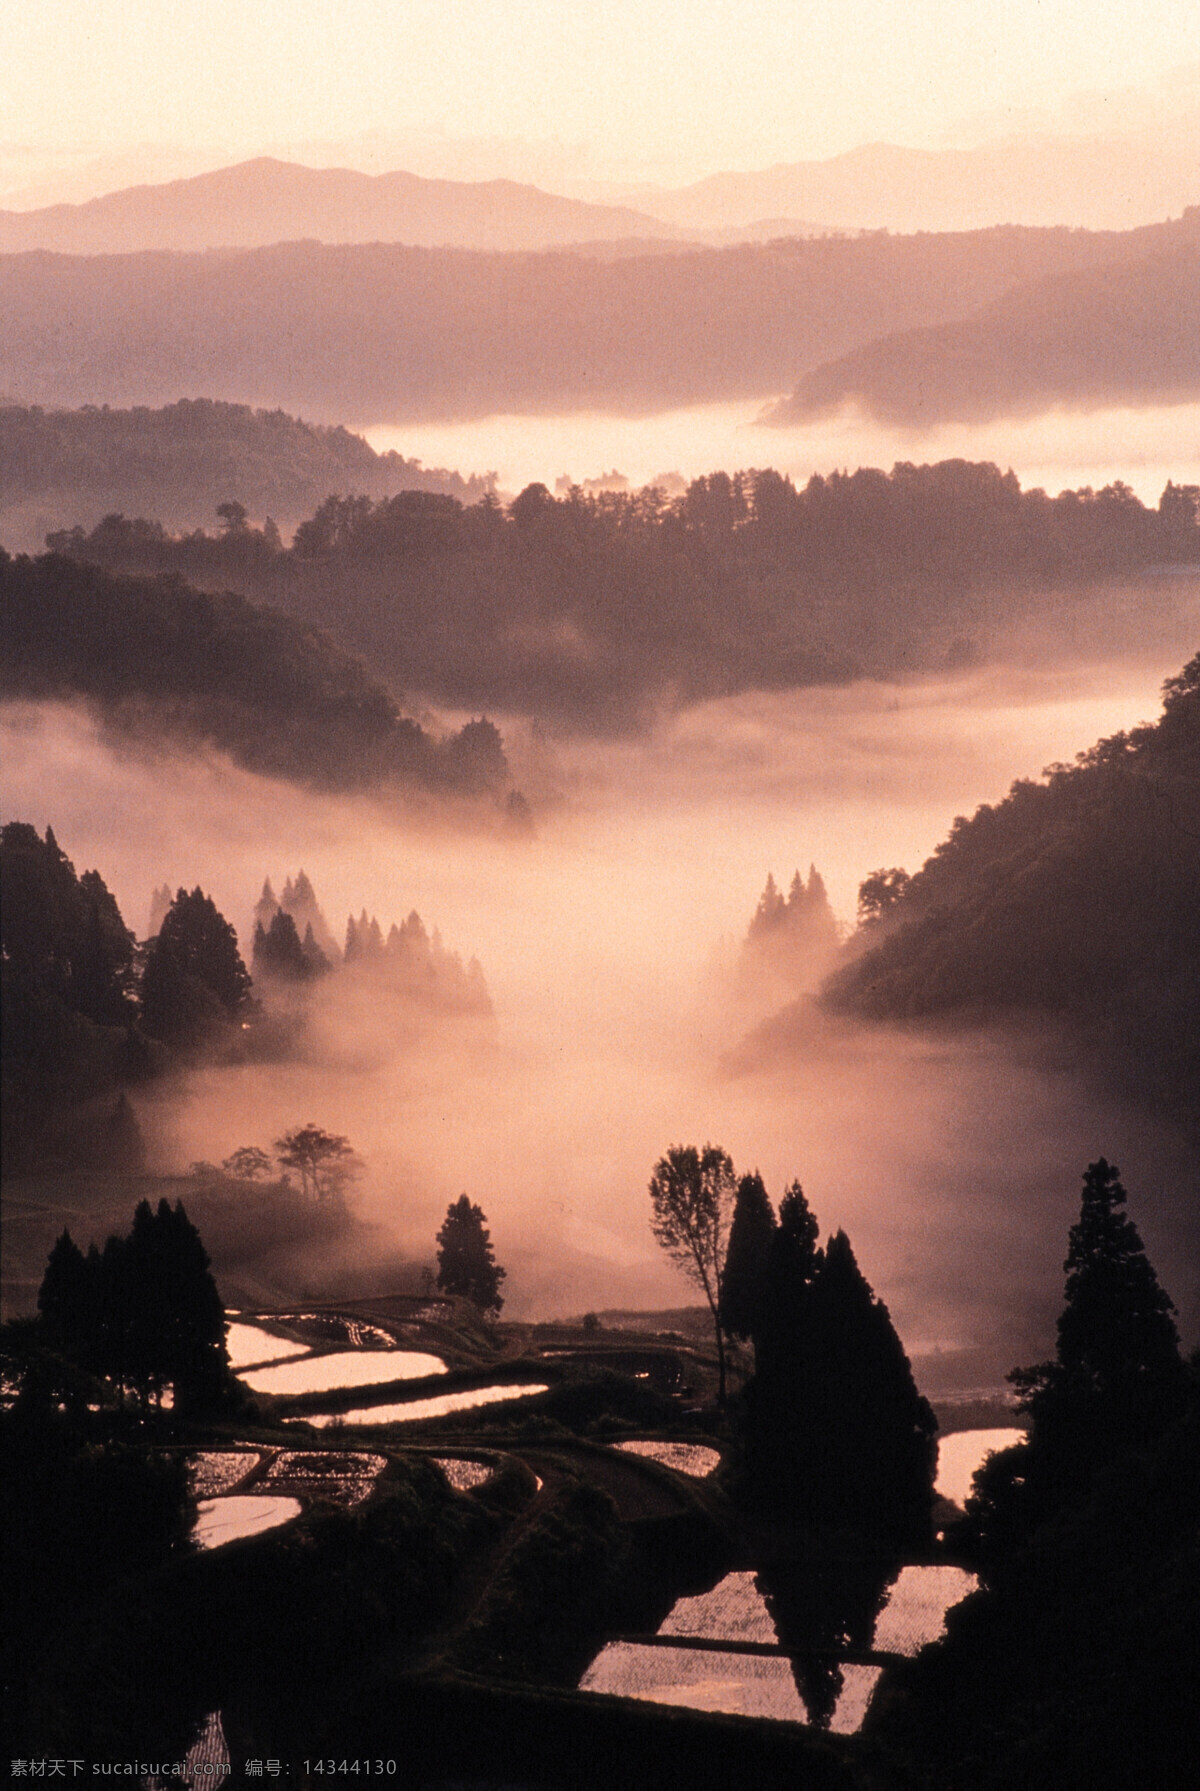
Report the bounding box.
[3,173,1199,1787]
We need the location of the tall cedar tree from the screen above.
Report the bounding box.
[748,1198,935,1547]
[649,1144,737,1402]
[36,1201,228,1412]
[436,1195,506,1313]
[140,886,251,1046]
[966,1158,1189,1560]
[719,1171,777,1342]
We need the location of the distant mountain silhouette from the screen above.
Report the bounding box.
[627,123,1200,234]
[0,157,674,255]
[2,220,1186,422]
[767,224,1200,425]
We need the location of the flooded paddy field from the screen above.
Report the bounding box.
[239,1347,446,1394]
[935,1427,1025,1508]
[614,1440,722,1477]
[192,1494,302,1551]
[293,1382,552,1428]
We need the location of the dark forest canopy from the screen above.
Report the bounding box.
[1,217,1191,420]
[41,463,1200,728]
[0,398,494,548]
[767,221,1200,425]
[823,653,1200,1134]
[0,549,512,798]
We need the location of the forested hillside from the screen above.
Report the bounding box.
[0,399,492,548]
[0,550,512,799]
[2,219,1188,419]
[769,222,1200,424]
[823,654,1200,1133]
[46,464,1200,726]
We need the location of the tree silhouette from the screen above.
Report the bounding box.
[719,1171,777,1343]
[221,1145,273,1180]
[648,1143,737,1403]
[747,1200,935,1546]
[967,1159,1189,1560]
[140,886,251,1045]
[35,1200,229,1413]
[436,1194,506,1314]
[274,1125,361,1203]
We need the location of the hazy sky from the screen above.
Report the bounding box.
[4,2,1198,187]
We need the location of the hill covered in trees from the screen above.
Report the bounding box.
[823,652,1200,1136]
[1,220,1188,420]
[768,220,1200,425]
[44,465,1200,727]
[0,399,493,550]
[0,549,514,800]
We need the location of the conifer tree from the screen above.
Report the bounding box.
[746,1207,935,1547]
[719,1172,777,1343]
[140,887,251,1045]
[436,1194,506,1314]
[34,1200,229,1413]
[37,1229,90,1355]
[968,1159,1193,1552]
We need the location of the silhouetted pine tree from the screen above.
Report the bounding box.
[436,1195,506,1314]
[35,1201,228,1413]
[37,1229,90,1356]
[746,1210,935,1547]
[719,1172,777,1342]
[253,908,311,980]
[140,887,251,1045]
[965,1159,1190,1561]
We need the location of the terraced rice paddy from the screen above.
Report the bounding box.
[614,1440,721,1477]
[239,1349,446,1395]
[935,1428,1025,1507]
[274,1313,399,1349]
[432,1457,496,1490]
[224,1322,306,1368]
[582,1560,979,1731]
[260,1449,387,1507]
[192,1495,301,1550]
[292,1383,551,1427]
[187,1450,262,1497]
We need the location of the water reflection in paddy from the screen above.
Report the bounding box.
[187,1450,262,1498]
[192,1495,301,1550]
[615,1440,721,1477]
[433,1457,496,1490]
[292,1383,550,1427]
[224,1321,307,1369]
[936,1428,1025,1508]
[239,1349,446,1394]
[582,1560,978,1732]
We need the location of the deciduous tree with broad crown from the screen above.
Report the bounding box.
[649,1143,737,1403]
[274,1125,361,1203]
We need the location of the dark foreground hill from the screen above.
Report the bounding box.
[0,156,672,255]
[822,653,1200,1136]
[1,221,1187,421]
[0,550,512,802]
[768,219,1200,425]
[0,399,493,551]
